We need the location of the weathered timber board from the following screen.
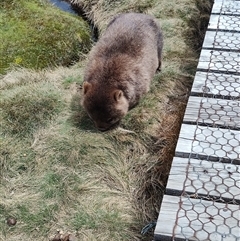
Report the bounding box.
[166,157,240,202]
[197,49,240,73]
[183,96,240,128]
[175,124,240,161]
[208,14,240,31]
[203,31,240,50]
[154,195,240,241]
[191,71,240,98]
[212,0,240,15]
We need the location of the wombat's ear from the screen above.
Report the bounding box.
[83,82,92,94]
[113,90,123,102]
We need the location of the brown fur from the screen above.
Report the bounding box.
[82,13,163,131]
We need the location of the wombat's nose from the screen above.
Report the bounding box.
[96,124,109,132]
[97,127,108,132]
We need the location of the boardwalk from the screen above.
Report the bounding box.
[154,0,240,240]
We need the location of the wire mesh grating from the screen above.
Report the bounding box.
[155,0,240,240]
[172,0,240,238]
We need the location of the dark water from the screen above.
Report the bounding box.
[49,0,77,15]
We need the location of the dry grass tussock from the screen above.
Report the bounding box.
[0,0,213,240]
[69,0,156,32]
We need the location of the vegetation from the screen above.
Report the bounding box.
[0,0,213,240]
[0,0,91,74]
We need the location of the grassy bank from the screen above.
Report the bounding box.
[0,0,91,74]
[0,0,213,240]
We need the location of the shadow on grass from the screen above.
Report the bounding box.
[183,0,214,51]
[69,93,96,132]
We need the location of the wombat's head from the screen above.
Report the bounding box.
[82,82,129,131]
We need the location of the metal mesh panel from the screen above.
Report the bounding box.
[163,0,240,240]
[155,1,239,240]
[173,0,240,239]
[212,0,240,15]
[191,125,239,160]
[174,98,239,240]
[197,98,239,128]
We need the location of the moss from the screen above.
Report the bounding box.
[0,0,91,74]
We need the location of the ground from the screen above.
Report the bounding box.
[0,0,213,240]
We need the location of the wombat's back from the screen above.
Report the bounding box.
[94,13,163,62]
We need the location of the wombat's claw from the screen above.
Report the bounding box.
[117,127,136,134]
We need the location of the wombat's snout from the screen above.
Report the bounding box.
[96,121,120,132]
[97,127,109,132]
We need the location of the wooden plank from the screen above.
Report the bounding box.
[155,195,240,241]
[191,72,240,98]
[154,195,240,241]
[197,49,240,73]
[212,0,240,15]
[175,124,240,161]
[208,14,240,31]
[166,157,240,202]
[155,2,240,241]
[203,31,240,50]
[183,96,240,128]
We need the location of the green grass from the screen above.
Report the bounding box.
[0,0,91,74]
[71,209,126,231]
[17,203,59,235]
[1,82,63,137]
[40,172,65,199]
[0,0,213,240]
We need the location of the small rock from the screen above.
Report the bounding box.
[6,217,17,226]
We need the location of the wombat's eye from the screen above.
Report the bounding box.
[107,118,114,123]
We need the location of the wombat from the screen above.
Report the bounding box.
[82,13,163,131]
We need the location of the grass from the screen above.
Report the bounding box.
[1,82,63,137]
[0,0,213,240]
[0,0,91,74]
